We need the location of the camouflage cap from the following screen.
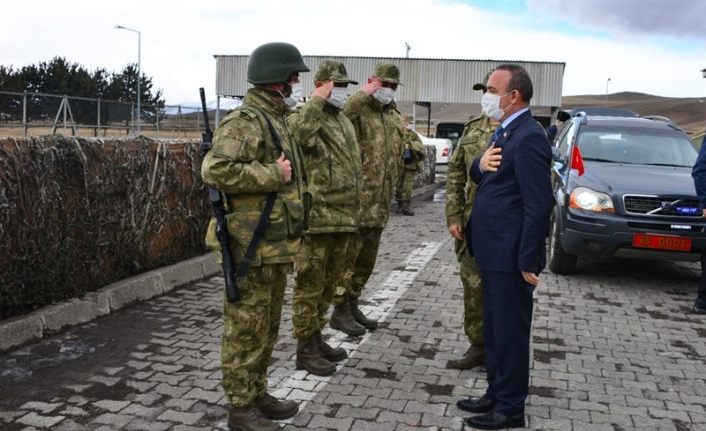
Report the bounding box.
[314,60,358,85]
[472,70,494,91]
[373,63,402,85]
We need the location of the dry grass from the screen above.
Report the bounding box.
[0,125,202,140]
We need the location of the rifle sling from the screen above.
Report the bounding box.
[235,108,283,280]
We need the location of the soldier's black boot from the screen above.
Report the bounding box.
[295,337,336,376]
[330,303,366,336]
[395,200,403,213]
[450,345,485,370]
[227,405,280,431]
[315,332,347,362]
[349,296,378,330]
[401,200,414,216]
[254,393,298,420]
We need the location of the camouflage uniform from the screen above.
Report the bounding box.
[445,115,494,347]
[202,87,305,408]
[341,64,405,301]
[288,70,362,340]
[395,129,426,213]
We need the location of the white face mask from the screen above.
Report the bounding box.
[481,92,506,121]
[284,82,303,108]
[327,86,348,108]
[372,87,395,105]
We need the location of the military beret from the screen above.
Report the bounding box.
[315,60,358,85]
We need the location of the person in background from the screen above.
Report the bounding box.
[690,134,706,314]
[545,110,570,143]
[395,116,426,216]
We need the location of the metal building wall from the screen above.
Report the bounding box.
[215,55,565,108]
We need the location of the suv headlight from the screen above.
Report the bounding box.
[569,187,614,213]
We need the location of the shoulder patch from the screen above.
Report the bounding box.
[239,107,258,120]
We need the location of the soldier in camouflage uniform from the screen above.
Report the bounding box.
[395,117,426,216]
[330,63,405,335]
[201,42,309,431]
[288,60,362,375]
[445,75,497,370]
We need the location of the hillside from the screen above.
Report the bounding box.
[562,92,706,135]
[397,92,706,137]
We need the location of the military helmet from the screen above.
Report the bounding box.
[247,42,310,85]
[374,63,402,85]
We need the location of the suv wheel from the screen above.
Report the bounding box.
[548,213,577,274]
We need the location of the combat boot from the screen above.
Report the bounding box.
[450,345,485,370]
[227,405,280,431]
[395,200,403,213]
[295,337,336,376]
[349,296,378,330]
[254,393,298,420]
[330,302,366,336]
[400,201,414,216]
[314,331,347,362]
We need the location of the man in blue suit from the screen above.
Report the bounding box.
[457,64,553,430]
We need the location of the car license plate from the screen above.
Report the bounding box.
[632,233,691,252]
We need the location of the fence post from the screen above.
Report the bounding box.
[63,95,68,133]
[130,102,135,135]
[156,104,160,139]
[96,98,101,137]
[22,91,27,137]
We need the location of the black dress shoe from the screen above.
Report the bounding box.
[466,411,525,430]
[457,395,495,413]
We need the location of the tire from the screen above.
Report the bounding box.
[548,213,577,274]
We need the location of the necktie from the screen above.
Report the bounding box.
[489,126,503,147]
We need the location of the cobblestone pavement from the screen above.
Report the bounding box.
[1,192,705,430]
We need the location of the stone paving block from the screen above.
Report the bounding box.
[124,418,172,431]
[18,402,62,414]
[376,410,421,425]
[182,388,223,404]
[307,415,353,430]
[93,400,130,412]
[16,412,65,428]
[92,412,134,427]
[156,409,204,425]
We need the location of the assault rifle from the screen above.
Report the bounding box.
[199,88,240,303]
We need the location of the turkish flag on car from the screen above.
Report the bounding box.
[571,146,585,176]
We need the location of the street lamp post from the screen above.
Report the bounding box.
[114,25,141,135]
[605,78,611,108]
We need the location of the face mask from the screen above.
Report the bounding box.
[327,86,348,108]
[372,87,395,105]
[283,82,302,108]
[481,92,507,121]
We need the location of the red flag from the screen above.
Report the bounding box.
[571,145,585,176]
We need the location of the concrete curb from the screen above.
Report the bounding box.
[0,253,220,354]
[411,179,446,201]
[0,181,445,354]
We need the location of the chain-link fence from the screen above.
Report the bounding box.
[0,90,215,139]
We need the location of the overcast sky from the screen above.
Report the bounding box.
[1,0,705,107]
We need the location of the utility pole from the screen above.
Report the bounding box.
[605,77,611,108]
[115,25,142,135]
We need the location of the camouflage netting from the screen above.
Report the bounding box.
[0,136,211,320]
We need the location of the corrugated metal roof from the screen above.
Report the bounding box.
[215,55,565,107]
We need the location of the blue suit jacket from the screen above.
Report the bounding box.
[465,109,554,274]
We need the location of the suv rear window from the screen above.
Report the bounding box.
[577,126,697,167]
